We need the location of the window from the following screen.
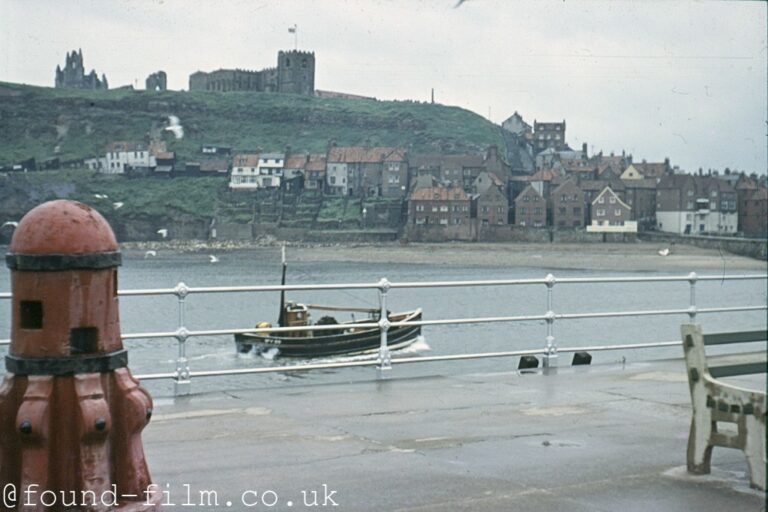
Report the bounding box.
[521,207,527,215]
[534,207,542,215]
[285,58,291,67]
[687,201,694,209]
[558,207,566,215]
[598,196,605,204]
[614,209,621,216]
[439,218,448,225]
[20,301,43,329]
[70,327,98,355]
[440,206,448,212]
[710,190,717,197]
[330,176,336,185]
[432,206,438,212]
[687,189,694,196]
[416,205,424,212]
[596,208,605,216]
[573,207,581,215]
[609,196,616,204]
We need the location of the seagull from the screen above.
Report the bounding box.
[1,221,18,228]
[209,255,220,263]
[164,115,184,140]
[113,202,124,209]
[658,248,670,257]
[157,228,168,238]
[94,193,108,199]
[144,250,157,258]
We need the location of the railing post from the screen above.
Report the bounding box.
[687,272,697,322]
[173,282,191,396]
[543,273,558,369]
[377,277,392,378]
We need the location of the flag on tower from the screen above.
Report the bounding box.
[288,25,297,33]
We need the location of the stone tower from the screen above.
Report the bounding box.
[277,50,315,95]
[55,49,108,90]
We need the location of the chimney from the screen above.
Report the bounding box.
[582,142,587,158]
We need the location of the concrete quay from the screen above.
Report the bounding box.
[144,358,766,511]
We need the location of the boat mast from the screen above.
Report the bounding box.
[278,245,287,327]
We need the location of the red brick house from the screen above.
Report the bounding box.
[514,185,547,227]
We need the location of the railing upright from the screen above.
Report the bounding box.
[377,278,392,377]
[688,272,698,322]
[543,273,557,368]
[173,282,192,396]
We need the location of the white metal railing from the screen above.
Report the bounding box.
[0,272,766,396]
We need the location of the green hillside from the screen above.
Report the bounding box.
[0,81,502,164]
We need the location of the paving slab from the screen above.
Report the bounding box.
[143,359,765,511]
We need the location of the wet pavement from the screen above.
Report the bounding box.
[143,358,766,511]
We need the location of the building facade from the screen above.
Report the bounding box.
[533,120,567,153]
[103,141,153,174]
[656,175,737,235]
[514,185,547,227]
[408,186,470,226]
[551,179,585,228]
[586,187,637,233]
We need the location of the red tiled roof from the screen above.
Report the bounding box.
[232,153,260,167]
[410,186,469,201]
[633,162,668,178]
[530,168,560,181]
[284,154,308,169]
[328,146,403,163]
[306,154,327,171]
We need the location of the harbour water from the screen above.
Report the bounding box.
[1,246,765,396]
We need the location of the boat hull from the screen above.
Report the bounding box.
[235,310,422,358]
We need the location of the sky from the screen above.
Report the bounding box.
[1,0,766,174]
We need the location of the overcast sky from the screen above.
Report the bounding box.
[1,0,766,174]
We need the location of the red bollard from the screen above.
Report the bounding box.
[0,200,161,511]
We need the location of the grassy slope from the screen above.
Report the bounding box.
[0,81,502,164]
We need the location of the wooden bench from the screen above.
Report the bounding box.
[680,324,767,491]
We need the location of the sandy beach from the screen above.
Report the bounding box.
[119,240,767,273]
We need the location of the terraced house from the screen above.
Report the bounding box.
[327,146,408,198]
[656,174,737,235]
[408,186,470,226]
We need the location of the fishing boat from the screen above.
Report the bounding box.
[235,249,422,358]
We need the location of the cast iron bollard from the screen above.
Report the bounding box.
[0,200,162,511]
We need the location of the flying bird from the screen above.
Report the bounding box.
[144,250,157,258]
[209,255,220,263]
[164,115,184,140]
[1,221,19,228]
[113,202,124,209]
[94,193,108,199]
[157,228,168,238]
[658,248,670,257]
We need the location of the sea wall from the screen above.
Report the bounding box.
[639,232,767,261]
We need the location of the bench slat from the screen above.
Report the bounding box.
[708,351,767,378]
[704,330,767,346]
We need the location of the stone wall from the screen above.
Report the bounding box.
[639,232,767,260]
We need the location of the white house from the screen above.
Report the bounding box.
[326,162,349,196]
[102,141,155,174]
[229,153,260,189]
[586,186,638,233]
[255,153,285,188]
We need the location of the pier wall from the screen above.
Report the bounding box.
[639,232,767,260]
